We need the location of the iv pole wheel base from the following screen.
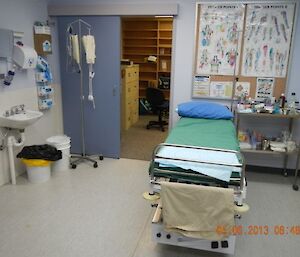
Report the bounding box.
[292,184,299,191]
[93,162,98,168]
[99,155,104,161]
[71,164,77,169]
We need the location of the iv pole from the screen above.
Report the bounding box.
[230,29,244,112]
[67,19,103,169]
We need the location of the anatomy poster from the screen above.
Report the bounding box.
[196,4,245,75]
[255,77,275,99]
[210,81,233,98]
[242,4,295,78]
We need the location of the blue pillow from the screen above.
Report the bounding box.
[177,101,233,119]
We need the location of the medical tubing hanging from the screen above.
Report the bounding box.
[82,34,96,109]
[88,64,95,109]
[66,27,81,73]
[66,22,96,109]
[71,35,80,66]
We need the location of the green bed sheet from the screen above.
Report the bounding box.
[165,117,239,151]
[150,117,241,185]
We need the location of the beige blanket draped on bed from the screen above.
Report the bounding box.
[161,182,234,240]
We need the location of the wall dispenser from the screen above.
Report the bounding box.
[13,44,37,69]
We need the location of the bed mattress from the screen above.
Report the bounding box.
[165,117,239,151]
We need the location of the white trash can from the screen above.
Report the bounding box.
[46,135,71,173]
[27,166,51,183]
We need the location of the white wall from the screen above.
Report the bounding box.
[48,0,300,168]
[0,1,296,185]
[0,0,63,185]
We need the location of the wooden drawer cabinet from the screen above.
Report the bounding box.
[121,65,139,131]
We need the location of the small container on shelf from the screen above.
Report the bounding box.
[288,92,297,115]
[35,72,48,83]
[279,93,286,108]
[37,85,53,97]
[38,98,53,110]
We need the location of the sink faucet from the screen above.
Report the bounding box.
[9,104,25,115]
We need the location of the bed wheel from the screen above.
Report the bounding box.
[156,233,161,238]
[93,162,98,168]
[71,164,77,169]
[166,234,171,239]
[99,155,104,161]
[293,184,299,191]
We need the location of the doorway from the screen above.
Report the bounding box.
[120,17,173,161]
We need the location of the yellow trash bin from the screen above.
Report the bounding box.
[22,159,52,183]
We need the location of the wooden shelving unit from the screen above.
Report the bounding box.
[122,17,173,99]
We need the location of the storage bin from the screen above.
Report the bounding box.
[46,135,71,173]
[22,159,51,183]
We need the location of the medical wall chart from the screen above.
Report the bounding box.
[242,4,295,77]
[210,81,233,98]
[192,75,210,97]
[195,4,245,76]
[255,77,275,99]
[192,2,296,100]
[235,81,251,97]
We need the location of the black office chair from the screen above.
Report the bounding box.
[146,87,169,132]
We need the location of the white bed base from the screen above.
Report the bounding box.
[151,202,237,255]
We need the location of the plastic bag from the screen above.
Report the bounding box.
[17,144,62,161]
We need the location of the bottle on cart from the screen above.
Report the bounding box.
[279,93,286,108]
[288,92,297,115]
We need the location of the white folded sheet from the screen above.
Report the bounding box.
[155,146,241,182]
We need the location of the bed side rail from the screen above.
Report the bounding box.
[152,143,243,167]
[150,143,246,194]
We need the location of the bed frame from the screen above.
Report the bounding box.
[148,143,247,254]
[150,143,246,205]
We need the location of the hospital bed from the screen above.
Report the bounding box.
[148,115,247,255]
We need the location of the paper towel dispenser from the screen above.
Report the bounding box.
[13,44,37,69]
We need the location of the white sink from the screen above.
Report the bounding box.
[0,110,43,129]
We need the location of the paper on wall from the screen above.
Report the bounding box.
[192,75,210,97]
[196,4,245,76]
[241,3,295,78]
[234,81,250,97]
[210,81,233,99]
[255,77,275,99]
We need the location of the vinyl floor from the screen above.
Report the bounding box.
[121,115,168,161]
[0,158,299,257]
